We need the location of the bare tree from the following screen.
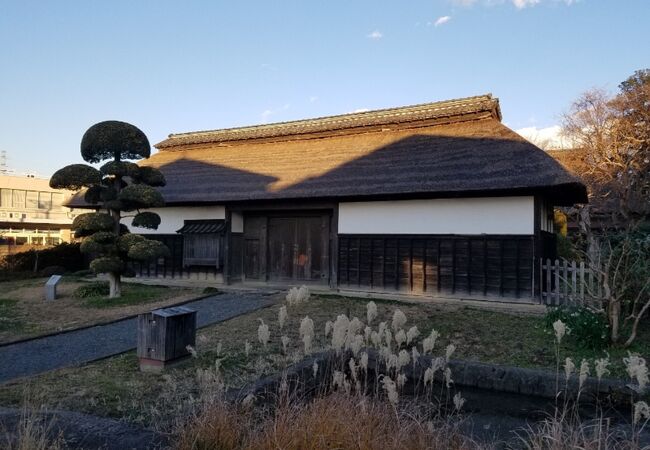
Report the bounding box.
[591,233,650,346]
[562,69,650,347]
[561,70,650,225]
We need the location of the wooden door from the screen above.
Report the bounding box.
[243,216,267,281]
[267,215,329,283]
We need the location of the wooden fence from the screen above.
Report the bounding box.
[540,258,603,306]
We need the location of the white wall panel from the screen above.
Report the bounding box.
[127,206,226,234]
[338,197,534,235]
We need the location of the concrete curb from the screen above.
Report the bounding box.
[0,407,167,450]
[228,349,631,406]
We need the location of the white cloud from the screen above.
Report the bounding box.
[512,0,540,8]
[434,16,451,26]
[309,96,319,103]
[366,30,383,40]
[344,108,370,114]
[515,125,573,150]
[261,104,290,123]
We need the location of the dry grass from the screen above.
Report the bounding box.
[1,405,64,450]
[175,392,479,450]
[514,415,643,450]
[0,277,202,344]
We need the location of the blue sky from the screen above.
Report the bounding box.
[1,0,648,176]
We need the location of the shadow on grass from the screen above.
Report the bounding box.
[0,298,25,333]
[81,283,172,309]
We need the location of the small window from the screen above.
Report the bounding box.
[176,220,226,268]
[12,190,25,208]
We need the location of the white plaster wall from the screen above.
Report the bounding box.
[338,197,534,235]
[127,206,226,234]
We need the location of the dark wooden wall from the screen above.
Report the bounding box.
[338,234,535,300]
[129,234,223,280]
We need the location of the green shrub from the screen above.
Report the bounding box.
[74,281,110,298]
[1,243,87,273]
[39,265,66,277]
[0,271,42,282]
[545,305,610,350]
[202,287,220,295]
[556,234,578,260]
[90,256,124,274]
[71,269,94,277]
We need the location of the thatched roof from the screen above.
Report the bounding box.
[156,95,502,148]
[71,95,587,207]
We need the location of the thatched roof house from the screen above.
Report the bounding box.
[146,95,585,205]
[127,94,586,303]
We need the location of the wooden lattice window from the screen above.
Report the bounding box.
[176,220,225,268]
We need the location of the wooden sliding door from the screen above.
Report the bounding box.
[244,213,330,284]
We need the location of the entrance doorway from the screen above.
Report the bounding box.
[243,212,330,284]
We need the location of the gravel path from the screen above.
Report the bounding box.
[0,292,275,384]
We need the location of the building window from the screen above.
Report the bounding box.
[38,192,52,210]
[176,220,225,268]
[12,190,25,208]
[0,189,11,207]
[26,191,38,209]
[52,193,64,210]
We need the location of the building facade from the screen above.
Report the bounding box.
[76,95,588,303]
[0,174,78,253]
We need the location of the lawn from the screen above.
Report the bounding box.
[0,293,646,431]
[0,277,203,344]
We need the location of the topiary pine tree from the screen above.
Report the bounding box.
[50,121,170,298]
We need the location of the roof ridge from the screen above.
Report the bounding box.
[156,94,500,149]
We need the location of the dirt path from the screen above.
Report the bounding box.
[0,292,275,384]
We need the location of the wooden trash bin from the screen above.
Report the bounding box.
[137,306,197,372]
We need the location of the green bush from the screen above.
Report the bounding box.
[556,234,578,260]
[71,269,94,277]
[74,281,110,298]
[1,243,87,273]
[39,265,66,277]
[202,286,220,295]
[545,305,610,350]
[90,256,124,274]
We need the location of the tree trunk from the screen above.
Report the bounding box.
[107,272,122,298]
[108,174,123,299]
[609,299,621,344]
[624,298,650,348]
[578,205,599,268]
